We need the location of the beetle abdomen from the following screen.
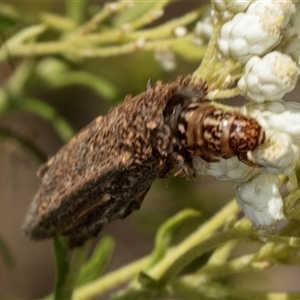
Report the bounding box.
[164,89,265,165]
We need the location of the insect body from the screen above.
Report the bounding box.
[23,76,202,247]
[23,78,264,248]
[164,89,265,166]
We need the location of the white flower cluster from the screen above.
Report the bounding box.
[219,0,299,102]
[217,0,296,64]
[193,0,300,230]
[238,52,298,102]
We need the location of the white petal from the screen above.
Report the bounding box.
[193,156,259,182]
[238,52,299,102]
[247,0,296,28]
[212,0,253,21]
[243,100,300,144]
[250,132,299,175]
[234,174,285,228]
[218,13,282,63]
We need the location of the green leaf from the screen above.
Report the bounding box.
[146,209,200,270]
[76,236,115,287]
[4,24,46,47]
[20,97,75,142]
[6,59,36,97]
[35,58,118,100]
[44,72,118,101]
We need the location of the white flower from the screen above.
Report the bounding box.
[194,100,300,180]
[249,132,299,175]
[243,100,300,175]
[251,1,298,64]
[242,100,300,145]
[233,174,285,228]
[275,2,300,66]
[279,2,300,41]
[217,12,282,63]
[195,0,300,231]
[194,18,213,42]
[193,156,259,183]
[217,0,296,64]
[238,52,299,102]
[247,0,296,28]
[212,0,253,21]
[192,98,300,228]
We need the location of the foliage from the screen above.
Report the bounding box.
[1,1,300,299]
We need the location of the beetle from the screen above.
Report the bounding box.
[23,78,264,247]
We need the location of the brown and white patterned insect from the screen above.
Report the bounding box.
[163,89,265,166]
[23,76,204,247]
[23,76,264,247]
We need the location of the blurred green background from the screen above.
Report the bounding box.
[1,1,300,298]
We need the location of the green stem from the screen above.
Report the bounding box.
[76,6,204,45]
[54,237,89,300]
[147,209,200,270]
[53,237,70,300]
[192,17,243,94]
[199,253,257,279]
[78,2,132,35]
[0,5,204,61]
[207,87,240,100]
[206,240,236,265]
[73,256,150,300]
[147,221,300,287]
[154,229,252,286]
[193,19,221,82]
[197,241,291,280]
[146,200,239,282]
[123,1,171,31]
[0,34,192,59]
[180,279,300,300]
